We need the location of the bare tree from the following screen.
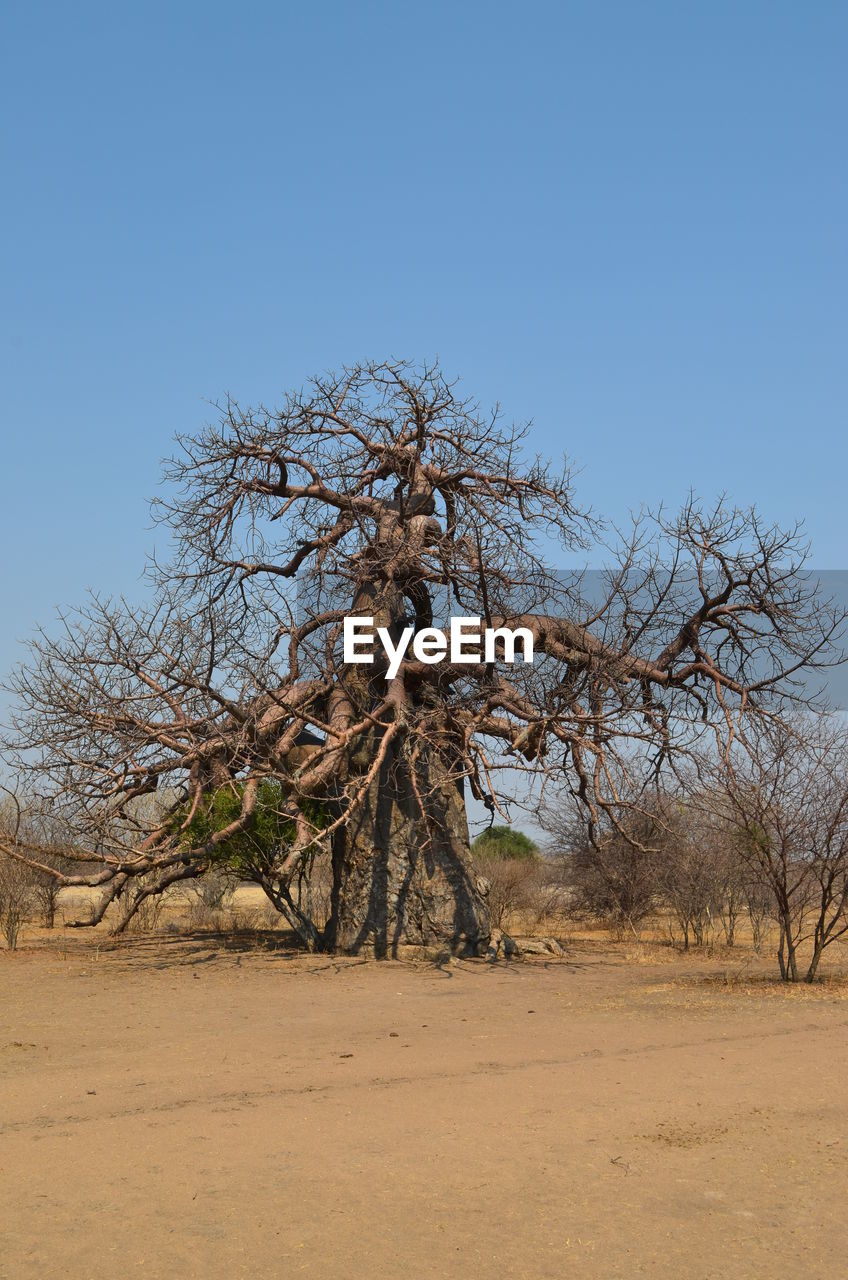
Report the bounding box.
[29,857,62,929]
[472,852,541,934]
[544,787,765,949]
[710,712,848,982]
[0,853,36,949]
[655,813,718,950]
[742,870,773,955]
[544,804,660,939]
[1,361,844,956]
[0,798,36,948]
[712,843,747,947]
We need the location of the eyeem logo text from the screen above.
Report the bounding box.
[343,616,534,680]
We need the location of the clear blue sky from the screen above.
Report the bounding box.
[1,1,846,692]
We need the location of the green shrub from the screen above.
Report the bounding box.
[471,825,539,861]
[172,780,326,878]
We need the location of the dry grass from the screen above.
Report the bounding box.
[5,879,848,990]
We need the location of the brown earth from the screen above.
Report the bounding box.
[1,931,847,1279]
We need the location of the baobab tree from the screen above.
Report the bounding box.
[1,361,843,956]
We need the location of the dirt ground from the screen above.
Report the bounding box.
[2,932,847,1280]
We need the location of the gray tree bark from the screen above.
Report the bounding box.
[327,739,490,957]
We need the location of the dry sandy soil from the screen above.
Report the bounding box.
[2,932,847,1280]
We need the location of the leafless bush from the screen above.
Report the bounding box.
[655,812,720,950]
[26,852,67,928]
[712,846,747,947]
[32,873,61,928]
[175,869,235,931]
[226,903,260,931]
[743,873,773,954]
[0,851,36,950]
[196,871,234,918]
[195,869,235,912]
[473,852,543,932]
[0,797,86,933]
[255,900,285,930]
[709,712,848,982]
[289,851,334,934]
[185,899,225,931]
[526,872,572,932]
[543,806,660,940]
[122,879,167,934]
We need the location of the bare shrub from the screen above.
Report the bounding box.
[307,852,334,932]
[256,900,285,930]
[0,798,88,933]
[711,712,848,982]
[713,845,747,947]
[655,814,719,951]
[226,903,260,931]
[186,899,225,932]
[32,870,61,929]
[543,807,659,940]
[194,869,234,912]
[743,873,773,954]
[473,852,542,932]
[25,851,68,929]
[289,851,333,935]
[526,872,571,933]
[122,880,167,934]
[176,869,236,931]
[0,852,36,950]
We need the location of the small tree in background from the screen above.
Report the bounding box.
[164,780,328,946]
[0,851,35,950]
[656,827,717,949]
[471,826,539,860]
[470,827,541,932]
[711,712,848,982]
[0,796,35,948]
[29,856,62,928]
[543,803,661,940]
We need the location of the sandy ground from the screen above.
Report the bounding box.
[1,935,847,1280]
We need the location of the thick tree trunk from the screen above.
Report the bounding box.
[326,739,490,958]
